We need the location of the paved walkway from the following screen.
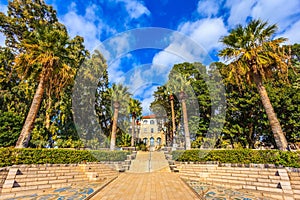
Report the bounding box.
[90,172,199,200]
[90,151,198,200]
[128,151,170,173]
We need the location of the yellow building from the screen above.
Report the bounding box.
[137,115,166,150]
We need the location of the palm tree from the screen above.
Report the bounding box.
[14,22,86,148]
[128,98,142,147]
[167,75,192,150]
[1,0,86,148]
[161,86,176,146]
[108,84,130,150]
[219,19,290,150]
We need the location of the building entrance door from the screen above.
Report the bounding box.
[150,137,154,146]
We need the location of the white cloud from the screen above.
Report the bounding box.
[107,33,131,58]
[178,18,228,52]
[60,3,114,51]
[108,58,125,84]
[128,68,144,95]
[278,19,300,44]
[251,0,300,32]
[197,0,220,17]
[138,86,158,115]
[151,51,184,75]
[225,0,300,32]
[117,0,150,19]
[141,96,154,115]
[148,18,227,93]
[225,0,256,27]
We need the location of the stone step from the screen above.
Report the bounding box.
[293,189,300,194]
[14,174,87,183]
[14,171,84,178]
[82,168,116,172]
[1,177,90,194]
[178,168,278,176]
[292,184,300,190]
[210,173,277,180]
[18,169,79,174]
[204,177,282,189]
[16,166,79,172]
[241,188,288,200]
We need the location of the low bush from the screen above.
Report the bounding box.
[171,149,300,168]
[0,148,130,167]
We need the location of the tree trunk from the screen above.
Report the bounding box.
[253,74,288,150]
[15,74,46,148]
[45,97,53,147]
[45,98,52,130]
[110,102,119,151]
[170,95,176,145]
[131,116,135,147]
[180,92,191,150]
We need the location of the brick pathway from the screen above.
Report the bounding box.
[89,173,199,200]
[129,152,170,173]
[90,151,199,200]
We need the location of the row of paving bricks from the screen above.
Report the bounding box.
[0,163,120,199]
[175,163,300,200]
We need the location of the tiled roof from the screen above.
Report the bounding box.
[142,114,156,119]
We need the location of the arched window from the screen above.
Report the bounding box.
[150,120,155,124]
[150,137,154,146]
[143,120,148,124]
[143,138,148,144]
[157,137,161,145]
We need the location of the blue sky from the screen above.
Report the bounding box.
[1,0,300,114]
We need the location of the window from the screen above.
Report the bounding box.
[157,137,161,145]
[151,128,154,133]
[150,120,155,124]
[150,137,154,146]
[143,120,148,124]
[144,128,147,133]
[143,138,148,144]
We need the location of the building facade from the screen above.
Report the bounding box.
[137,115,166,149]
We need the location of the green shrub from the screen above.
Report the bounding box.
[171,149,300,168]
[0,148,130,167]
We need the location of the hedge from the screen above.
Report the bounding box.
[0,148,130,167]
[171,149,300,168]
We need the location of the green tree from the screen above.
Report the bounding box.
[150,85,177,146]
[219,19,289,150]
[128,98,142,147]
[0,0,87,148]
[167,73,192,149]
[107,84,130,150]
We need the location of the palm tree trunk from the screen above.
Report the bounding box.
[180,92,191,150]
[45,98,53,148]
[45,98,52,130]
[170,95,176,145]
[131,116,135,147]
[110,102,119,151]
[15,74,46,148]
[253,74,288,150]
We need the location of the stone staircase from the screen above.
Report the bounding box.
[79,163,119,181]
[0,163,119,199]
[176,163,298,200]
[289,170,300,199]
[0,168,9,194]
[128,151,170,173]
